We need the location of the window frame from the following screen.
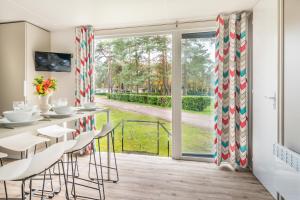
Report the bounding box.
[94,21,217,162]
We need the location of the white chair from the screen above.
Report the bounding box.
[0,141,76,200]
[37,125,75,141]
[0,152,8,199]
[0,133,49,158]
[0,133,51,198]
[89,122,119,183]
[37,125,76,194]
[64,131,105,200]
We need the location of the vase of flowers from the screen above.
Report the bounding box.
[33,76,57,113]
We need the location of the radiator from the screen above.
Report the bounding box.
[273,144,300,200]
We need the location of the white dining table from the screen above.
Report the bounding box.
[0,107,113,180]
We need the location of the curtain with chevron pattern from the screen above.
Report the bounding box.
[75,26,95,144]
[214,12,248,168]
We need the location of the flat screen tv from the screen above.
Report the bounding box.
[35,51,71,72]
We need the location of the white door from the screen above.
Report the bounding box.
[252,0,278,197]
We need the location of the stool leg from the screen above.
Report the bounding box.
[48,168,55,193]
[60,160,70,200]
[75,155,80,177]
[21,180,25,200]
[88,147,93,179]
[0,159,8,199]
[93,144,103,200]
[111,130,119,183]
[41,171,47,198]
[97,139,105,199]
[56,161,62,193]
[29,179,32,200]
[70,154,77,199]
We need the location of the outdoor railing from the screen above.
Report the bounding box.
[118,119,172,157]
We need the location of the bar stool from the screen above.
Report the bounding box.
[0,132,51,198]
[0,141,75,200]
[37,125,76,194]
[89,122,119,183]
[65,131,105,200]
[0,152,8,199]
[37,125,75,141]
[0,132,50,159]
[37,125,77,168]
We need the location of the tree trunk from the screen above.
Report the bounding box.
[147,51,151,93]
[182,63,187,96]
[108,56,113,93]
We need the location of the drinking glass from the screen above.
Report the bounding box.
[13,101,25,111]
[60,98,68,106]
[52,98,68,107]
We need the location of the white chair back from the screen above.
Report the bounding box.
[65,132,95,153]
[0,132,49,152]
[95,123,114,138]
[0,141,76,181]
[0,152,7,159]
[37,125,75,138]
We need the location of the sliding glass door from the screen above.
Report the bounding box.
[180,31,215,158]
[94,27,216,161]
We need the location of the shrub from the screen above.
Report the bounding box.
[182,96,211,112]
[148,96,158,105]
[106,93,211,112]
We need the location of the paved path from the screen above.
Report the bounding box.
[95,97,213,129]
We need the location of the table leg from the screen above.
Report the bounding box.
[63,122,68,161]
[106,110,111,181]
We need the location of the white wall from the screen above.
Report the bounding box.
[0,22,51,112]
[0,22,26,113]
[50,28,75,105]
[25,23,51,105]
[252,0,278,198]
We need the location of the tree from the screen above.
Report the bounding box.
[181,38,214,95]
[94,34,213,96]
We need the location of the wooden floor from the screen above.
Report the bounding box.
[1,153,274,200]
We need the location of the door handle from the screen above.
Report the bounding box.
[264,93,276,109]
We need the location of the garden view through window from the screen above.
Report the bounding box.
[94,33,214,157]
[181,32,215,156]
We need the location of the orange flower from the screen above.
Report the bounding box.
[33,76,57,96]
[36,85,40,93]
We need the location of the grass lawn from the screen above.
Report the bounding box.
[96,95,213,116]
[95,106,214,157]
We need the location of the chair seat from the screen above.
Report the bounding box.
[0,141,76,181]
[0,133,49,152]
[37,125,75,138]
[94,123,114,139]
[65,132,95,154]
[0,152,7,159]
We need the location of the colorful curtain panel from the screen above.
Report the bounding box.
[214,12,248,168]
[75,26,95,138]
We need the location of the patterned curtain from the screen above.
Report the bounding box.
[214,12,248,168]
[75,26,95,141]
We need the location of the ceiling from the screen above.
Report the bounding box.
[0,0,258,31]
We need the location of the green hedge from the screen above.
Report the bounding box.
[107,93,211,112]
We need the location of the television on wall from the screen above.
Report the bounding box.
[35,51,71,72]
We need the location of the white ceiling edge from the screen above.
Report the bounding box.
[0,0,258,31]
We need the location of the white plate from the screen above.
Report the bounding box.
[42,111,76,118]
[0,116,43,128]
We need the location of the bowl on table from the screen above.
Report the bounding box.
[3,110,33,122]
[53,106,75,115]
[83,102,97,109]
